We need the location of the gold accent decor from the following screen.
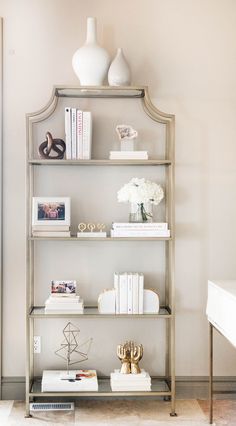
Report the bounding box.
[117,341,143,374]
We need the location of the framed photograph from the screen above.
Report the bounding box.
[51,280,76,295]
[32,197,70,226]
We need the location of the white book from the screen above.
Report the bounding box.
[45,302,84,309]
[32,231,71,237]
[45,309,84,314]
[114,272,120,314]
[65,107,72,159]
[45,296,81,304]
[109,151,148,160]
[111,369,150,380]
[82,111,92,159]
[119,273,128,314]
[138,273,144,314]
[112,222,168,230]
[71,108,77,159]
[110,230,170,238]
[77,232,107,238]
[132,273,139,314]
[32,225,70,231]
[76,110,83,159]
[127,273,133,314]
[42,370,98,392]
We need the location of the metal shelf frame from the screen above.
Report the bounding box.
[26,85,175,418]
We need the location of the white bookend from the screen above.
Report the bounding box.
[127,273,133,314]
[114,272,120,314]
[76,110,83,159]
[71,108,77,159]
[65,107,72,160]
[98,289,116,314]
[82,111,92,159]
[119,273,128,314]
[143,289,160,314]
[132,273,139,314]
[139,273,144,314]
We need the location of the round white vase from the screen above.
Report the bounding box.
[72,17,110,86]
[108,48,131,86]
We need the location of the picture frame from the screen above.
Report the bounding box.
[51,280,76,295]
[32,197,71,226]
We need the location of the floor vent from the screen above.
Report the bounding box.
[30,402,74,411]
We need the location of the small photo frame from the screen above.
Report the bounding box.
[32,197,70,226]
[51,280,76,294]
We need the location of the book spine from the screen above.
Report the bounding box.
[119,273,128,314]
[65,107,72,159]
[71,108,77,159]
[82,111,92,159]
[77,110,83,159]
[138,273,144,314]
[132,273,139,314]
[127,273,133,314]
[114,273,120,314]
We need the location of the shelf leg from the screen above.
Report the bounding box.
[209,322,213,424]
[25,398,32,418]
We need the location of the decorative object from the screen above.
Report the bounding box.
[143,289,160,314]
[108,48,131,86]
[98,289,116,314]
[32,197,71,227]
[77,223,107,238]
[116,124,138,151]
[55,322,93,378]
[38,132,66,160]
[117,178,164,222]
[72,17,110,85]
[117,341,143,374]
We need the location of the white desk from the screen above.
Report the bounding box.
[207,280,236,424]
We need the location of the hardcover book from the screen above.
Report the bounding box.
[42,370,98,392]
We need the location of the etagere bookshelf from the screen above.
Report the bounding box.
[26,86,175,417]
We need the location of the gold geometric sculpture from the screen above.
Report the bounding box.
[117,341,143,374]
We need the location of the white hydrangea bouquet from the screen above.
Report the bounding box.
[117,177,164,222]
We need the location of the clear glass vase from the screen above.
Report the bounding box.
[129,202,153,223]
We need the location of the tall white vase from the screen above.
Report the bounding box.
[108,48,131,86]
[72,17,110,86]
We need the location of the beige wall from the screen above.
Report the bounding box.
[1,0,236,377]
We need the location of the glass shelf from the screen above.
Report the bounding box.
[29,306,172,319]
[29,236,172,242]
[30,377,171,397]
[55,86,145,99]
[28,159,172,166]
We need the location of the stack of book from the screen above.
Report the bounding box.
[110,369,151,391]
[109,151,148,160]
[65,107,92,160]
[110,222,170,238]
[42,370,98,392]
[45,280,84,314]
[32,225,71,238]
[114,272,144,314]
